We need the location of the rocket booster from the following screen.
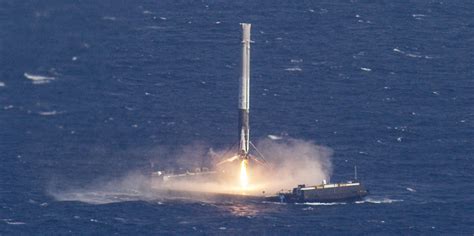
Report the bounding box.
[238,23,251,158]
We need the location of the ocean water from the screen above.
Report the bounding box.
[1,0,473,234]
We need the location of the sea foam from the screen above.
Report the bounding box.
[24,73,55,84]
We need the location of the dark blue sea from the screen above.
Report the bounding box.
[1,0,473,234]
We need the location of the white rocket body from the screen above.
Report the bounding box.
[238,23,251,158]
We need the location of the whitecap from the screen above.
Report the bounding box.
[290,59,303,63]
[38,110,61,116]
[406,53,423,58]
[296,202,346,206]
[6,221,26,225]
[393,48,403,53]
[267,135,282,140]
[3,219,26,225]
[142,26,164,30]
[412,14,427,20]
[356,198,403,204]
[24,73,55,84]
[393,48,433,59]
[114,217,127,223]
[261,201,286,205]
[285,67,302,72]
[0,81,5,87]
[406,187,416,192]
[360,67,372,72]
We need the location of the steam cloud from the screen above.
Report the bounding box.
[50,138,333,204]
[252,138,333,193]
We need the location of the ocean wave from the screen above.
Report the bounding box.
[52,190,149,205]
[141,25,165,30]
[284,67,302,72]
[296,202,346,206]
[355,197,403,204]
[406,187,416,192]
[290,59,303,63]
[2,219,26,225]
[24,73,55,84]
[261,201,286,205]
[393,48,433,59]
[267,134,283,140]
[412,14,427,20]
[38,110,62,116]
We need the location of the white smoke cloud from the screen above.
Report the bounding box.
[250,138,333,193]
[49,138,333,204]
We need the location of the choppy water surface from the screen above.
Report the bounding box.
[1,0,473,234]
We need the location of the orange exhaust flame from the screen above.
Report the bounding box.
[240,159,249,189]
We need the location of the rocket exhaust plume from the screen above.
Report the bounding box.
[240,160,249,189]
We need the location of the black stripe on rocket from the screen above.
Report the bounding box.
[238,109,250,157]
